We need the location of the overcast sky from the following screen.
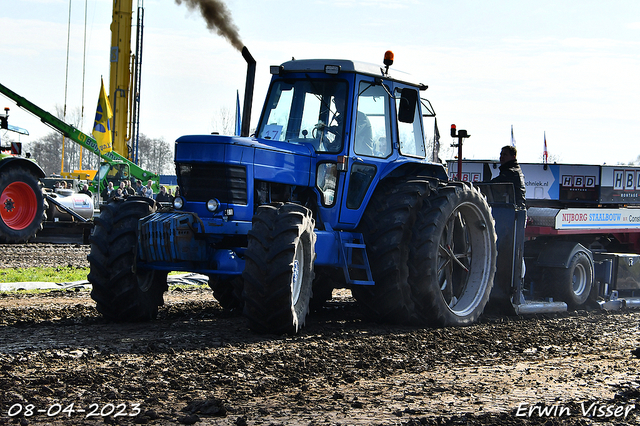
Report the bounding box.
[2,0,639,165]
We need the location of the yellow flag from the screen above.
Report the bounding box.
[92,78,113,155]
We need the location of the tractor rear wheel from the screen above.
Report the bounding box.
[88,198,167,321]
[409,182,497,326]
[242,203,316,334]
[351,179,431,324]
[0,167,45,243]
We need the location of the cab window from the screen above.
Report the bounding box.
[395,88,426,158]
[354,82,392,158]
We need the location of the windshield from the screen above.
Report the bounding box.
[97,163,111,177]
[257,79,348,153]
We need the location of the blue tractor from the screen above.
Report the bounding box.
[88,49,498,334]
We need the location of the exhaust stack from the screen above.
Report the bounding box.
[241,46,256,137]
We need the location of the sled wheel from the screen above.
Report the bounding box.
[88,198,167,321]
[0,167,45,243]
[242,202,316,334]
[544,251,593,309]
[351,179,432,324]
[409,182,497,326]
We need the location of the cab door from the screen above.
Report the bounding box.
[338,79,394,225]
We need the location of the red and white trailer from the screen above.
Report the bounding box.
[449,160,640,314]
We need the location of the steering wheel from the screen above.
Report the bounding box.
[312,121,326,139]
[312,121,341,151]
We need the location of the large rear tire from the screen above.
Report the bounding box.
[0,166,45,243]
[242,203,316,334]
[88,198,167,321]
[409,182,497,327]
[351,179,431,324]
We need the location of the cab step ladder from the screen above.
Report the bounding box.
[339,232,374,286]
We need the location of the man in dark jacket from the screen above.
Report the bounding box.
[155,185,171,203]
[491,145,526,208]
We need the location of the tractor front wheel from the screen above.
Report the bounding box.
[88,198,167,321]
[242,203,316,334]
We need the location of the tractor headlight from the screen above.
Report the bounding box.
[207,198,220,212]
[316,162,338,206]
[173,196,184,210]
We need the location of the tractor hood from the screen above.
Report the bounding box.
[175,134,315,188]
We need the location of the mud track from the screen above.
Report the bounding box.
[0,243,639,425]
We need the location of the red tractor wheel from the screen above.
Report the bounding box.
[1,181,38,230]
[0,167,45,243]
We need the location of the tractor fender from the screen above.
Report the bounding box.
[534,241,593,269]
[0,157,46,179]
[379,160,448,183]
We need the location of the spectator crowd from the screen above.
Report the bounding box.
[100,178,178,204]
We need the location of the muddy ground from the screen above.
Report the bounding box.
[0,243,639,425]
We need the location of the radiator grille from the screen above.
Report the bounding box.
[177,163,247,205]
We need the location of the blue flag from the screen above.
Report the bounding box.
[235,90,241,136]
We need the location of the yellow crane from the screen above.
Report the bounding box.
[100,0,149,184]
[62,0,144,180]
[109,0,135,160]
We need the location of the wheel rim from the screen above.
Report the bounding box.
[291,239,304,306]
[572,262,587,296]
[0,181,38,230]
[437,201,493,317]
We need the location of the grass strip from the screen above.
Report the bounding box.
[0,266,89,283]
[0,267,196,284]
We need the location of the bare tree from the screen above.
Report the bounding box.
[23,99,173,177]
[25,132,63,175]
[28,132,173,177]
[25,106,100,176]
[211,106,236,136]
[137,134,174,175]
[55,105,100,173]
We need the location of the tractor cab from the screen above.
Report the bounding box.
[255,52,440,228]
[0,107,29,156]
[91,161,132,193]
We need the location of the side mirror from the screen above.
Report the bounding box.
[398,88,417,123]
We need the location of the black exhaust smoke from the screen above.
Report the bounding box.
[175,0,254,136]
[174,0,243,51]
